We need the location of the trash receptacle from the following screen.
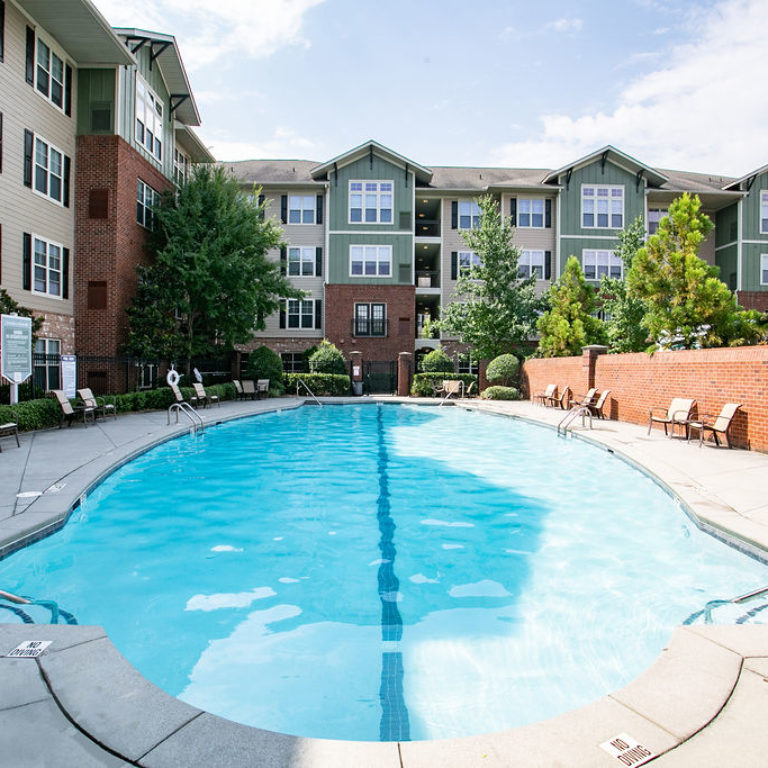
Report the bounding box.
[352,381,363,396]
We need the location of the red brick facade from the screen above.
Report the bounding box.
[522,346,768,452]
[738,291,768,312]
[35,311,76,354]
[74,135,171,359]
[324,284,415,361]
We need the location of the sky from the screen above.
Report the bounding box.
[91,0,768,177]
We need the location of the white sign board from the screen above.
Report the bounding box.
[61,354,77,398]
[1,314,33,384]
[600,734,655,766]
[6,640,52,658]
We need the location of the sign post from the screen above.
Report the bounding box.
[1,314,33,405]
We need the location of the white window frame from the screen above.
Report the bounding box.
[35,36,66,111]
[648,207,667,235]
[32,235,63,298]
[517,199,544,228]
[458,250,482,275]
[458,200,480,229]
[33,135,64,205]
[137,179,158,229]
[288,246,316,277]
[349,245,392,277]
[34,338,61,391]
[761,191,768,235]
[288,195,316,224]
[348,180,393,224]
[582,184,624,229]
[135,75,163,162]
[354,302,386,337]
[583,249,623,281]
[518,249,545,279]
[286,298,316,329]
[173,147,190,186]
[761,253,768,286]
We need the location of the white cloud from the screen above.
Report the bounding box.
[490,0,768,175]
[93,0,325,70]
[207,127,320,161]
[545,18,583,34]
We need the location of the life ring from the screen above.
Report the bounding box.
[166,369,180,387]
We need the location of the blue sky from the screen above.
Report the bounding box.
[92,0,768,176]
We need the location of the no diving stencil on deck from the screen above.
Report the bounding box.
[600,734,655,766]
[6,641,52,658]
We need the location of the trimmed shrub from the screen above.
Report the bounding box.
[284,373,350,397]
[420,348,454,373]
[481,386,520,400]
[246,346,285,394]
[486,354,520,387]
[309,340,346,375]
[0,398,61,431]
[410,372,477,398]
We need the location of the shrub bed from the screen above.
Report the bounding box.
[410,372,477,397]
[284,373,350,397]
[481,386,521,400]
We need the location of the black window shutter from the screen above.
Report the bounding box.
[0,113,3,174]
[257,193,264,206]
[279,300,286,329]
[279,247,286,275]
[23,130,33,187]
[545,251,552,281]
[257,193,265,221]
[62,248,70,298]
[280,195,287,224]
[0,1,5,63]
[451,201,458,229]
[316,195,323,225]
[451,251,458,280]
[25,27,34,85]
[64,64,72,117]
[315,247,322,277]
[509,197,517,226]
[545,199,552,228]
[315,299,322,330]
[22,233,31,290]
[63,155,71,207]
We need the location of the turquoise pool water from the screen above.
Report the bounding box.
[1,404,767,741]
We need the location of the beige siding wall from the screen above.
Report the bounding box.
[0,2,76,322]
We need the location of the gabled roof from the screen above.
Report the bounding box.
[223,160,320,186]
[426,167,554,192]
[113,28,201,126]
[722,162,768,192]
[310,140,433,184]
[542,145,669,187]
[16,0,134,66]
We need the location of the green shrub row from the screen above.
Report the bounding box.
[481,386,521,400]
[284,373,351,397]
[410,372,477,397]
[0,398,61,431]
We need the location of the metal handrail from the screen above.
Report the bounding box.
[167,402,205,434]
[296,379,322,406]
[438,382,463,407]
[557,405,593,436]
[0,589,60,623]
[684,585,768,625]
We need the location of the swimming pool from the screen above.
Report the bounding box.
[1,403,766,742]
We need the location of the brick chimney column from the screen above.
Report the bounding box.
[581,345,608,390]
[397,352,412,397]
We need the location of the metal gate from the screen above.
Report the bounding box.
[363,361,397,394]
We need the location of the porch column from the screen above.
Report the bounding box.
[581,345,608,390]
[397,352,412,397]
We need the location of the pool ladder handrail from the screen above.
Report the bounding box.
[296,378,322,406]
[439,383,462,407]
[557,405,593,436]
[0,589,60,623]
[699,585,768,624]
[167,401,205,434]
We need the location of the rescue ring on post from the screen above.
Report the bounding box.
[166,369,180,387]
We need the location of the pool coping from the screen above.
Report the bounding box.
[2,397,768,766]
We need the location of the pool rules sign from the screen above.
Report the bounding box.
[1,314,33,397]
[600,734,655,766]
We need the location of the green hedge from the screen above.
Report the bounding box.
[410,372,477,397]
[284,373,350,396]
[481,386,521,400]
[0,398,61,431]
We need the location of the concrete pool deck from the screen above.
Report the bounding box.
[1,396,768,767]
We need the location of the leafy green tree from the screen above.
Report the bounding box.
[440,195,540,359]
[626,193,751,349]
[420,347,454,373]
[246,345,284,394]
[309,340,346,374]
[124,165,300,361]
[598,217,649,353]
[537,256,606,357]
[0,288,43,342]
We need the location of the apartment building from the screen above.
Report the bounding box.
[228,140,768,382]
[0,0,212,392]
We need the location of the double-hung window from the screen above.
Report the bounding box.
[137,179,158,229]
[761,254,768,285]
[33,136,64,204]
[761,191,768,234]
[289,195,316,224]
[582,185,624,229]
[33,338,61,391]
[518,250,545,279]
[135,76,163,161]
[354,303,386,337]
[518,199,544,228]
[350,245,392,277]
[288,246,315,276]
[648,208,667,235]
[458,250,482,274]
[583,249,622,280]
[33,236,62,297]
[287,299,315,329]
[36,38,65,110]
[173,147,190,186]
[458,200,480,229]
[349,181,393,223]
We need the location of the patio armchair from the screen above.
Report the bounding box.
[232,380,245,400]
[169,383,187,405]
[191,382,220,408]
[573,388,598,409]
[51,390,96,427]
[548,386,571,409]
[534,384,557,406]
[688,403,742,448]
[256,379,270,399]
[241,380,257,400]
[434,380,463,399]
[587,390,611,420]
[77,388,117,420]
[0,411,20,451]
[648,397,696,439]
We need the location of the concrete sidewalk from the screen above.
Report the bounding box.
[1,397,767,767]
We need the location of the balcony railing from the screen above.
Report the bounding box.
[351,318,388,337]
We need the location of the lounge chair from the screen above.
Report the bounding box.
[241,379,257,399]
[233,380,245,400]
[689,403,742,448]
[51,390,95,427]
[77,388,117,420]
[648,397,696,439]
[534,384,556,406]
[0,411,20,451]
[191,382,220,408]
[434,380,463,399]
[256,379,270,399]
[588,390,611,419]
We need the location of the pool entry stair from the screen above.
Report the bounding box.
[557,405,594,436]
[684,585,768,625]
[167,402,205,434]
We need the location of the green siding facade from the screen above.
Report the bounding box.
[76,69,116,135]
[327,233,413,285]
[741,171,768,242]
[715,203,738,248]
